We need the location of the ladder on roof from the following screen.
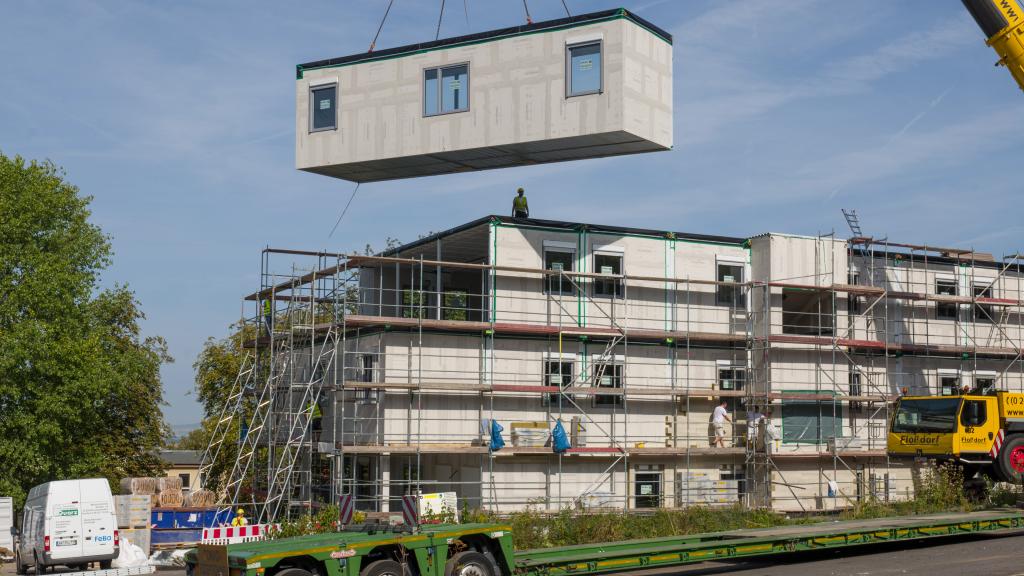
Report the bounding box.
[841,209,863,238]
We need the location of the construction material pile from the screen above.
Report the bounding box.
[185,489,216,508]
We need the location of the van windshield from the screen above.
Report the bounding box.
[892,398,961,433]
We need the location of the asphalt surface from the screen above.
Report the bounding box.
[4,533,1024,576]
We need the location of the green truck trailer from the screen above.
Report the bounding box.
[186,510,1024,576]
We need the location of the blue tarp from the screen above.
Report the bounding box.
[552,420,571,453]
[489,419,505,451]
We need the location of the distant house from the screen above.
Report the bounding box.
[160,449,203,492]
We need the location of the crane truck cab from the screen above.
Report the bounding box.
[888,391,1024,482]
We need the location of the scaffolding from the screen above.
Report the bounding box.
[200,219,1024,521]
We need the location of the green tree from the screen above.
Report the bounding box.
[0,154,171,507]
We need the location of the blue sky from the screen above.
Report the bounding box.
[2,1,1022,432]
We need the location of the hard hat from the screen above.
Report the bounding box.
[517,187,524,193]
[237,508,245,515]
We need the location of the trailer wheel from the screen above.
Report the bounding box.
[997,435,1024,482]
[360,560,405,576]
[445,552,494,576]
[275,569,313,576]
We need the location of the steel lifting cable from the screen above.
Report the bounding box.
[561,0,571,17]
[521,0,532,24]
[463,0,470,30]
[328,183,360,238]
[368,0,395,53]
[435,0,446,41]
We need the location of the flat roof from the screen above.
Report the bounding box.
[297,7,672,78]
[383,215,747,258]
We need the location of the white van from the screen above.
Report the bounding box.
[15,479,119,573]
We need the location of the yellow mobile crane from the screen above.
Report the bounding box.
[963,0,1024,90]
[888,390,1024,483]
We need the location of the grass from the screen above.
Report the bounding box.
[271,463,1016,550]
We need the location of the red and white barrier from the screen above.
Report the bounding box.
[201,524,279,545]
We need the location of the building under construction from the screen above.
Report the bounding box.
[201,214,1024,522]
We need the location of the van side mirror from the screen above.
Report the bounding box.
[10,525,18,537]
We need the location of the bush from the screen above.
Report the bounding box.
[268,505,366,539]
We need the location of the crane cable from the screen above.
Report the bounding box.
[522,0,532,24]
[328,183,360,239]
[435,0,446,40]
[368,0,395,53]
[463,0,470,31]
[561,0,570,17]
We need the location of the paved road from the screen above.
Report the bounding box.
[5,533,1024,576]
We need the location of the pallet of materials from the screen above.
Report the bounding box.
[115,495,152,528]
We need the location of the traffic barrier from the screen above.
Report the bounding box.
[201,524,279,545]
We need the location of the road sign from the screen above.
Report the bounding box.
[339,493,354,526]
[401,495,419,528]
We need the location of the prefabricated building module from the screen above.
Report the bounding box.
[295,8,673,183]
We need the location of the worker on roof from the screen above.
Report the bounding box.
[512,187,529,219]
[232,508,248,526]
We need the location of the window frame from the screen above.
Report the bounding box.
[847,270,862,315]
[973,281,995,322]
[309,83,339,133]
[544,249,576,296]
[960,399,988,427]
[423,62,471,117]
[356,354,378,404]
[935,278,958,320]
[780,391,842,445]
[593,252,624,299]
[543,359,576,407]
[716,262,745,308]
[593,362,623,408]
[940,373,961,396]
[565,40,604,98]
[717,365,746,391]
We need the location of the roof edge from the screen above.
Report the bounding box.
[297,8,671,78]
[382,215,747,258]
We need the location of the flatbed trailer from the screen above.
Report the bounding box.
[186,510,1024,576]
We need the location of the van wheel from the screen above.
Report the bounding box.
[100,560,112,570]
[997,435,1024,482]
[15,550,26,575]
[34,554,46,574]
[361,560,404,576]
[445,552,494,576]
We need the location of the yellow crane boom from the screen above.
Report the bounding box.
[963,0,1024,90]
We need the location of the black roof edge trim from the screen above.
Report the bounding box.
[297,8,671,73]
[850,247,1024,274]
[381,215,746,258]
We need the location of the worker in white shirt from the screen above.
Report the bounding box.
[711,399,732,448]
[746,406,764,447]
[762,410,780,454]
